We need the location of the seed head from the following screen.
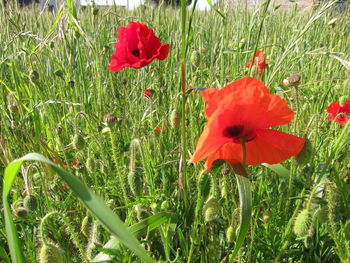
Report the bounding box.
[197,171,211,200]
[190,50,200,67]
[39,244,64,263]
[170,109,180,129]
[293,209,313,238]
[226,226,235,243]
[204,196,219,222]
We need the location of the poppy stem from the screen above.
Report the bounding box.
[180,0,189,209]
[240,138,247,167]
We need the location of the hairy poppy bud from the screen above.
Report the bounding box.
[72,134,85,150]
[339,96,347,107]
[103,113,117,127]
[81,216,90,237]
[204,196,219,222]
[293,209,313,238]
[23,195,38,212]
[295,139,313,166]
[287,74,301,86]
[39,244,64,263]
[226,226,235,243]
[197,171,211,200]
[86,158,95,172]
[170,110,180,129]
[14,207,28,218]
[128,171,142,196]
[190,50,200,67]
[239,38,246,49]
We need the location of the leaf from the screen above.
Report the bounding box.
[262,163,290,179]
[206,0,226,19]
[228,174,252,262]
[2,153,154,263]
[0,246,11,263]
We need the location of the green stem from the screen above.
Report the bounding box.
[180,0,189,208]
[109,130,129,204]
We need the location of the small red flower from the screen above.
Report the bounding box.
[246,50,268,74]
[326,101,350,125]
[144,89,155,98]
[155,125,166,133]
[53,158,59,163]
[108,22,170,72]
[188,77,305,171]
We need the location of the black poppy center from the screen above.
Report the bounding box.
[224,125,244,138]
[131,49,140,58]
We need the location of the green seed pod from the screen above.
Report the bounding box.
[293,209,313,238]
[226,226,235,243]
[14,207,28,218]
[81,216,90,237]
[295,139,313,166]
[86,158,95,173]
[190,50,200,67]
[72,134,85,151]
[23,195,38,212]
[103,113,117,127]
[204,196,219,222]
[239,38,246,49]
[128,171,142,196]
[197,171,211,201]
[339,96,348,107]
[39,244,64,263]
[92,7,99,15]
[170,110,180,129]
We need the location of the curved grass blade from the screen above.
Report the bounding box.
[2,153,154,263]
[228,174,252,263]
[262,163,290,179]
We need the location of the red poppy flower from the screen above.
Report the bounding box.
[188,77,305,171]
[246,50,268,74]
[326,100,350,125]
[155,125,166,133]
[108,22,170,72]
[144,89,155,98]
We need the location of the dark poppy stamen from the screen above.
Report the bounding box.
[224,125,244,138]
[131,49,140,58]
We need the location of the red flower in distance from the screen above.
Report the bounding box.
[326,100,350,125]
[188,77,305,171]
[108,22,170,72]
[246,50,268,74]
[144,89,155,98]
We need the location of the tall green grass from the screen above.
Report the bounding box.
[1,1,350,262]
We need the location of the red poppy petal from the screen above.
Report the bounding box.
[157,44,170,60]
[245,129,305,165]
[201,77,270,118]
[204,142,242,171]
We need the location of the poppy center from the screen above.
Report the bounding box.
[224,125,256,143]
[131,49,140,58]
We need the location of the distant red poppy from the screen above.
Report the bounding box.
[326,100,350,125]
[144,89,155,98]
[246,50,268,74]
[188,77,305,171]
[108,22,170,72]
[155,125,166,133]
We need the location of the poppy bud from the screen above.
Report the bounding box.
[283,78,290,87]
[49,42,55,48]
[314,206,328,224]
[287,74,301,86]
[170,109,180,129]
[226,226,235,243]
[295,139,313,166]
[262,210,272,223]
[135,205,149,221]
[23,195,38,212]
[128,171,142,196]
[204,196,219,222]
[103,113,117,127]
[339,96,347,107]
[197,171,211,201]
[14,207,28,218]
[92,7,99,15]
[86,157,95,172]
[72,134,85,151]
[68,80,75,88]
[190,50,200,67]
[293,209,313,238]
[81,216,90,237]
[39,244,64,263]
[239,38,246,49]
[54,70,64,78]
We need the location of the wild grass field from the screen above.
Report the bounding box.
[1,0,350,262]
